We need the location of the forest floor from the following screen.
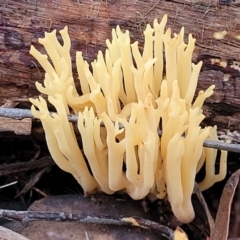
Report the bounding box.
[0,105,240,239]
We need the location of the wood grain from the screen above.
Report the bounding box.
[0,0,240,133]
[0,117,31,135]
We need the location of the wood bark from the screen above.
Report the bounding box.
[0,0,240,134]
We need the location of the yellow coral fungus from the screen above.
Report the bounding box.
[30,15,228,223]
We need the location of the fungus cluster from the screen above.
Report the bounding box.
[30,15,228,223]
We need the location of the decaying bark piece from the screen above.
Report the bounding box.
[0,117,31,135]
[0,0,240,134]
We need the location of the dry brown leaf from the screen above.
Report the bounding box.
[211,169,240,240]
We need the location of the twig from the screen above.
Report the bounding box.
[0,107,240,153]
[29,137,41,161]
[85,231,90,240]
[0,209,174,240]
[203,140,240,153]
[0,107,79,123]
[15,167,50,198]
[32,186,48,198]
[144,0,161,17]
[0,181,18,189]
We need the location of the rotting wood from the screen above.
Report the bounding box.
[0,117,31,135]
[0,0,240,134]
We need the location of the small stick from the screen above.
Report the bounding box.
[0,107,239,153]
[0,209,174,240]
[0,181,18,189]
[0,107,78,123]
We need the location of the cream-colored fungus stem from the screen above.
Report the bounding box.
[49,95,98,192]
[184,61,203,109]
[165,134,185,222]
[177,31,196,100]
[30,98,78,176]
[78,107,113,194]
[153,14,167,94]
[198,127,229,191]
[163,28,182,96]
[116,27,136,103]
[117,117,139,184]
[30,97,97,192]
[76,51,90,94]
[193,85,215,109]
[30,46,56,79]
[180,126,210,222]
[100,112,129,191]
